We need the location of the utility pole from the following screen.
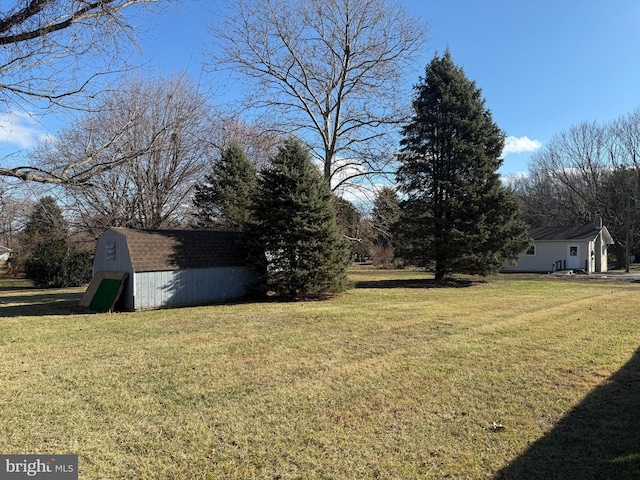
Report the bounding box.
[626,194,631,273]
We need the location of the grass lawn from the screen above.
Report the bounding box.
[1,269,639,479]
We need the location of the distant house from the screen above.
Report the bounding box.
[503,215,614,274]
[0,246,11,264]
[92,228,258,311]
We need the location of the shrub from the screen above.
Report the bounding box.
[25,240,92,288]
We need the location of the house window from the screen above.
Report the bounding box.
[569,246,578,256]
[106,242,116,261]
[526,245,535,256]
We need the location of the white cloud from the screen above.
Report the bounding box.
[0,111,44,149]
[503,136,542,156]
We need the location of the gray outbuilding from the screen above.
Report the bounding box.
[92,227,258,311]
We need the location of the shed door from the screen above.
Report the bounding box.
[567,244,580,269]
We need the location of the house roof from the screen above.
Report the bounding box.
[0,246,11,254]
[111,228,246,272]
[530,225,614,244]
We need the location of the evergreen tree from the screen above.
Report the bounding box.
[23,196,67,245]
[192,143,258,230]
[22,196,92,287]
[25,240,92,288]
[396,50,530,281]
[245,137,351,298]
[16,196,67,268]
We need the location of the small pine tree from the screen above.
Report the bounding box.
[245,137,351,298]
[192,143,258,231]
[396,50,531,281]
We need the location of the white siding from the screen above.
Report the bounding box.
[503,240,591,273]
[595,234,608,272]
[133,267,257,310]
[92,229,136,310]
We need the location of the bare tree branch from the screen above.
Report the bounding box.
[210,0,428,192]
[31,74,214,233]
[0,0,163,106]
[0,0,171,184]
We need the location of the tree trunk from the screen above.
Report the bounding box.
[434,264,447,282]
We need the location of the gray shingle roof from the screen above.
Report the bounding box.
[112,228,246,272]
[530,225,605,241]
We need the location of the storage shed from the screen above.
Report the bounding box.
[502,215,614,274]
[92,228,258,311]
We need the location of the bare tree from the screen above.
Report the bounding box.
[34,74,213,235]
[0,0,166,182]
[0,186,32,249]
[605,109,640,264]
[526,121,611,224]
[210,0,428,191]
[511,170,570,227]
[205,113,282,170]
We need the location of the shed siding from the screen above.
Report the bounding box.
[92,228,258,311]
[503,240,591,273]
[92,230,136,310]
[92,230,133,275]
[134,267,256,310]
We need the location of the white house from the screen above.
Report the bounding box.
[91,228,258,311]
[0,246,11,264]
[503,215,614,274]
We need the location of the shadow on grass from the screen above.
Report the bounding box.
[495,347,640,480]
[355,278,476,289]
[0,285,34,292]
[0,291,86,317]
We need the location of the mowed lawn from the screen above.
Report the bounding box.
[1,269,640,479]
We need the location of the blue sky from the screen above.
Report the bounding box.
[3,0,640,178]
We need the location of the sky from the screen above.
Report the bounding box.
[2,0,640,179]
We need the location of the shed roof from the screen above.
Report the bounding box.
[111,228,246,272]
[530,225,613,243]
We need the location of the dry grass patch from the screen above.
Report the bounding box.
[0,271,639,478]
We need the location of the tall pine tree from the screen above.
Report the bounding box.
[396,50,530,281]
[192,143,257,231]
[245,137,351,298]
[23,196,68,245]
